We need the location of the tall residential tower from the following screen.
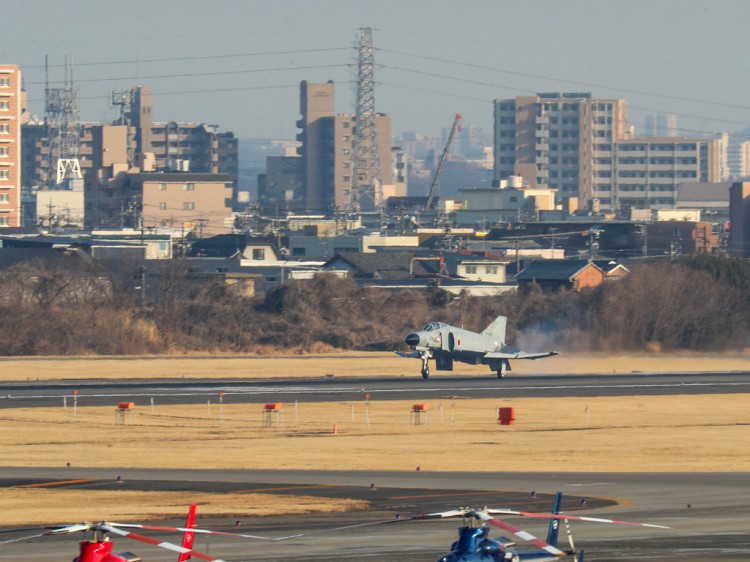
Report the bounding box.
[0,64,21,227]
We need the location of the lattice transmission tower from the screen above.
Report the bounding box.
[45,55,82,187]
[347,26,382,214]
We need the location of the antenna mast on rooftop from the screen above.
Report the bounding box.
[45,55,82,187]
[347,26,382,214]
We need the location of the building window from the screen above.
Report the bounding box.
[486,265,497,275]
[0,78,8,87]
[184,183,195,191]
[159,202,167,210]
[0,215,7,226]
[183,202,195,210]
[252,248,265,260]
[0,146,8,157]
[0,193,8,202]
[0,100,8,110]
[465,265,477,275]
[0,170,8,180]
[0,124,8,134]
[159,183,167,190]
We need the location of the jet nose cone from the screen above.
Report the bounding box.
[405,332,421,347]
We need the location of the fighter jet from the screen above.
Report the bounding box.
[396,315,558,379]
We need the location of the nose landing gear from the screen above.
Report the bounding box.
[420,352,430,379]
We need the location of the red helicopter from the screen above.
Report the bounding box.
[1,504,269,562]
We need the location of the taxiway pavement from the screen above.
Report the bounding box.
[0,468,748,560]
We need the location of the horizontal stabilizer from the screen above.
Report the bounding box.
[485,350,559,360]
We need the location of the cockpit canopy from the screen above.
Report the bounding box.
[422,322,448,331]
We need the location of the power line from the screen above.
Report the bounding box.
[378,68,748,134]
[25,47,350,70]
[29,63,353,86]
[377,47,750,112]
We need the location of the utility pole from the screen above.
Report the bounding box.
[638,224,648,257]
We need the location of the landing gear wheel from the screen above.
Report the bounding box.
[421,366,430,379]
[496,369,504,379]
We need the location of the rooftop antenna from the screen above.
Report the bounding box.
[109,88,134,126]
[45,55,82,188]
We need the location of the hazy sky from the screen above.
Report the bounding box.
[4,0,749,140]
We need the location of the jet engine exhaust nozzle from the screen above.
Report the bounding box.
[405,333,421,347]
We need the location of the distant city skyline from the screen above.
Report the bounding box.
[3,0,750,140]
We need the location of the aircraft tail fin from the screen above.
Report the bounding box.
[545,491,563,547]
[177,503,197,562]
[481,315,507,343]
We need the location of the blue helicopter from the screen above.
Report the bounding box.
[405,492,670,562]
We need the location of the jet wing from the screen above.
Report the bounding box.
[485,350,559,360]
[394,350,421,359]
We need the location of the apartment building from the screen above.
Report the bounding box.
[729,182,750,258]
[22,85,238,191]
[98,172,234,237]
[0,64,21,227]
[609,138,720,210]
[295,80,393,213]
[493,92,627,211]
[493,93,723,214]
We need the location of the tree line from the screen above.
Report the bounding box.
[0,253,747,356]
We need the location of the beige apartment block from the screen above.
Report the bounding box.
[0,64,21,227]
[493,92,627,211]
[99,172,234,237]
[140,174,233,237]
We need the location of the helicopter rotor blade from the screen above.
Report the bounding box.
[470,510,567,557]
[108,522,270,540]
[98,524,228,562]
[486,509,670,529]
[563,517,578,562]
[417,509,469,519]
[43,523,94,535]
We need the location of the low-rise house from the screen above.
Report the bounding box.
[321,251,437,279]
[514,259,606,292]
[322,251,517,295]
[187,234,281,261]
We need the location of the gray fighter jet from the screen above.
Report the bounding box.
[396,315,558,379]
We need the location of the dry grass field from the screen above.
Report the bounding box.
[0,352,748,526]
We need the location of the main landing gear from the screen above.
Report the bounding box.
[496,359,510,379]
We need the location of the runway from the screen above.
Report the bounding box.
[0,468,749,560]
[2,371,750,408]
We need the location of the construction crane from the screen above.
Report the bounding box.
[425,113,462,210]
